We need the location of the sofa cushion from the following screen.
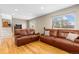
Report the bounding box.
[50,30,58,37]
[28,29,35,35]
[19,30,28,36]
[40,36,56,45]
[17,35,38,40]
[54,38,75,52]
[58,31,68,38]
[15,29,21,35]
[15,35,39,46]
[15,35,22,38]
[72,43,79,53]
[58,30,79,38]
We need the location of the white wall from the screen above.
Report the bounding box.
[0,14,13,38]
[13,18,27,29]
[29,5,79,34]
[29,16,52,33]
[0,16,2,36]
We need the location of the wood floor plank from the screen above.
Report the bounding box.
[30,41,68,54]
[0,37,69,54]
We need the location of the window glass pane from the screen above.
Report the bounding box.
[52,13,75,29]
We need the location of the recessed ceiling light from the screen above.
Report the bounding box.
[40,6,45,10]
[14,9,18,11]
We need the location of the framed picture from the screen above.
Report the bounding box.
[2,19,11,27]
[52,13,76,29]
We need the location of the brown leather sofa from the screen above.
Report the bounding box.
[14,28,79,53]
[40,29,79,53]
[14,29,39,46]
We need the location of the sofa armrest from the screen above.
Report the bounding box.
[15,35,22,38]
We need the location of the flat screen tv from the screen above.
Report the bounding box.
[15,24,22,29]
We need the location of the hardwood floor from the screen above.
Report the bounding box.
[0,37,68,54]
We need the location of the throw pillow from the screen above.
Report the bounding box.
[66,33,79,41]
[45,31,49,36]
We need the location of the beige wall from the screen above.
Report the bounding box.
[29,5,79,34]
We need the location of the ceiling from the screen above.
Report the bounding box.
[0,4,74,20]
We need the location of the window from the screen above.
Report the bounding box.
[52,13,76,29]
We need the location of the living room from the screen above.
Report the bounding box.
[0,4,79,54]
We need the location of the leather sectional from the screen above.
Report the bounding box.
[14,29,79,53]
[40,29,79,53]
[14,29,39,46]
